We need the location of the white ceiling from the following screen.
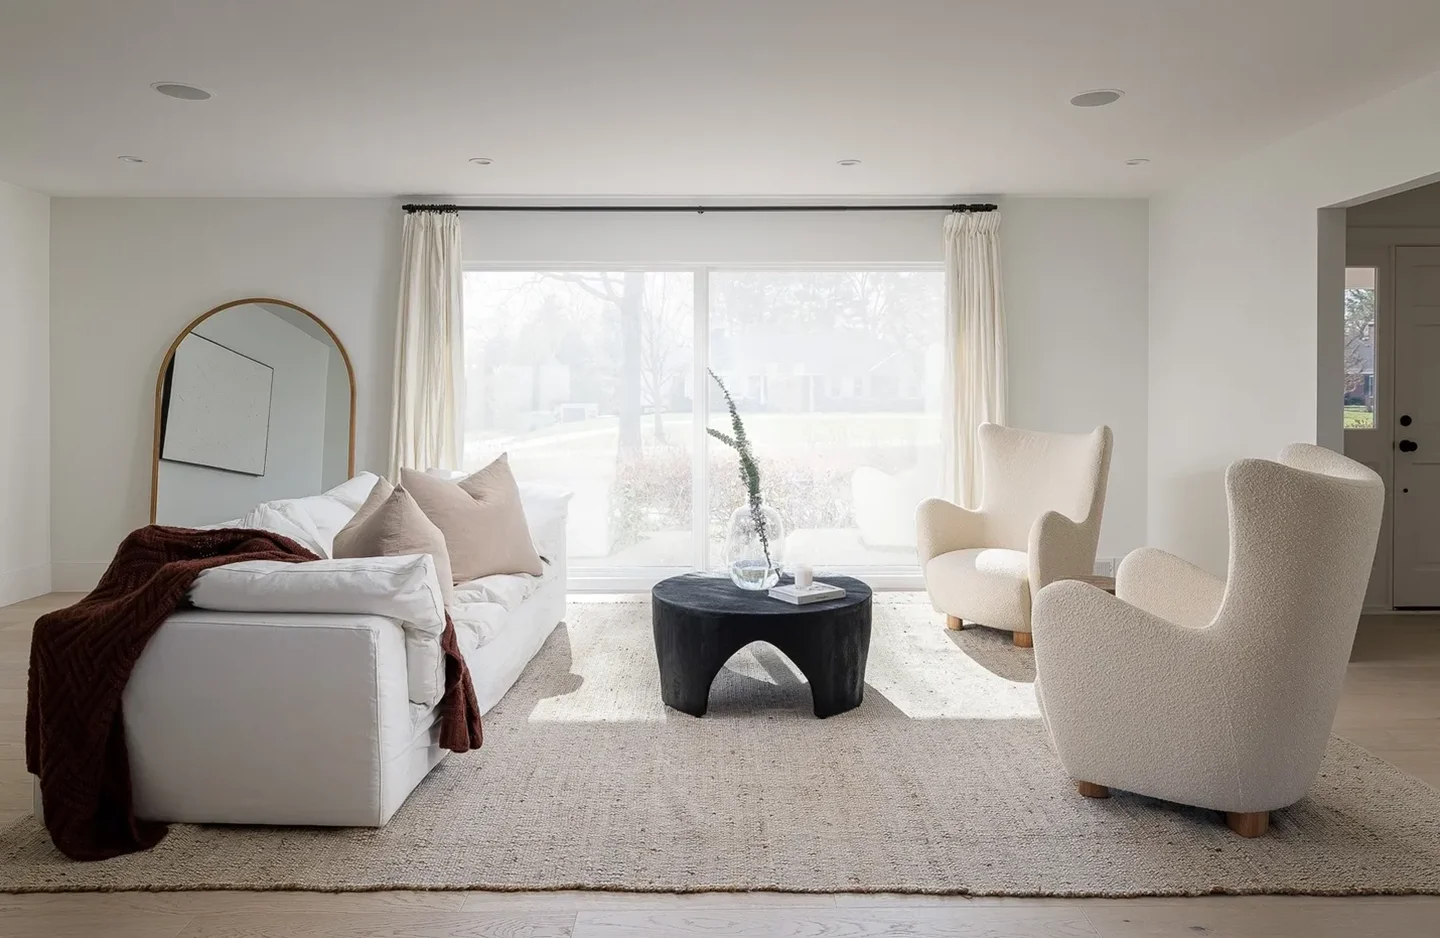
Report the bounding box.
[2,0,1439,198]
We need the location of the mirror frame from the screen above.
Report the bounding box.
[150,297,357,523]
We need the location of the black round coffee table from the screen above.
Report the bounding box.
[651,573,873,718]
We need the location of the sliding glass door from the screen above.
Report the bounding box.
[463,267,944,586]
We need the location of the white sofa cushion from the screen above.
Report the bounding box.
[323,472,383,511]
[234,472,381,558]
[924,548,1031,632]
[456,573,536,611]
[450,601,510,650]
[189,554,448,707]
[236,503,328,557]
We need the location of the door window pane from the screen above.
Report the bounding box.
[707,270,945,570]
[1345,266,1377,429]
[462,271,694,569]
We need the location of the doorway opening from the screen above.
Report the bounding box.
[1342,180,1440,608]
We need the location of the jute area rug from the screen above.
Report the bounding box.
[2,599,1439,896]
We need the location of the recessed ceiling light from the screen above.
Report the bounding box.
[117,155,145,163]
[836,159,862,166]
[469,157,494,166]
[152,82,213,101]
[1125,158,1151,166]
[1070,89,1124,108]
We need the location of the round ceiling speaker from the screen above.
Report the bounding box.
[1069,89,1124,108]
[152,82,213,101]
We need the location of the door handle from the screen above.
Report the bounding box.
[1400,439,1419,452]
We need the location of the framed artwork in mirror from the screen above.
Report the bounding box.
[160,333,275,476]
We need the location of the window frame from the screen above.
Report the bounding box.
[463,261,944,592]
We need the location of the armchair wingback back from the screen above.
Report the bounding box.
[977,423,1113,552]
[1213,443,1385,781]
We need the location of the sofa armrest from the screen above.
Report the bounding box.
[1027,510,1096,596]
[190,556,446,635]
[1032,581,1220,725]
[119,610,422,826]
[519,484,572,563]
[189,555,449,707]
[916,497,988,566]
[1116,547,1225,629]
[1030,580,1233,797]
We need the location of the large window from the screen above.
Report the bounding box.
[463,268,944,582]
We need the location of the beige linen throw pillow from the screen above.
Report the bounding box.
[332,479,455,608]
[400,454,543,582]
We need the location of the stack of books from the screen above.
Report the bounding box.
[768,581,846,605]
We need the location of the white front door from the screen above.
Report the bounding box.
[1392,246,1440,607]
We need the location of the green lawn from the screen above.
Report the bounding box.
[1345,405,1375,429]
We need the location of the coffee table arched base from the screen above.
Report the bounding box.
[651,574,873,718]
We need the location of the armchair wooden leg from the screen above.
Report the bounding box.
[1225,811,1269,837]
[945,615,964,631]
[1076,781,1110,799]
[1012,630,1033,648]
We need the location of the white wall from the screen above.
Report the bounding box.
[47,196,1148,589]
[1001,199,1148,562]
[0,179,50,604]
[1148,68,1440,575]
[156,309,332,527]
[49,198,400,590]
[460,208,947,266]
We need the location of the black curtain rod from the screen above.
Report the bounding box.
[401,202,997,214]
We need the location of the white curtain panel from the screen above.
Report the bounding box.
[391,210,465,477]
[943,210,1008,508]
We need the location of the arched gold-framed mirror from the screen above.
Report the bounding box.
[150,297,356,525]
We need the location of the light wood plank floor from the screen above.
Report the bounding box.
[1,593,1437,937]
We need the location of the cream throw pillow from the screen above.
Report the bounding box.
[400,454,544,582]
[332,479,455,609]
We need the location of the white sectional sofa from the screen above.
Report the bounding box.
[35,474,569,828]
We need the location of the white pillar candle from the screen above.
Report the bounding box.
[794,563,814,589]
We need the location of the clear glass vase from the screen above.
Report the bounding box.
[724,504,785,590]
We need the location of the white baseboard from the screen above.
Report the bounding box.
[51,562,107,594]
[0,563,53,606]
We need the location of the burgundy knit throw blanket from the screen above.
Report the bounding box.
[26,525,483,860]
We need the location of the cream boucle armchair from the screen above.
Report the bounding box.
[916,424,1113,647]
[1031,444,1384,837]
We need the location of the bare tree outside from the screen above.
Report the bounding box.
[1344,284,1376,429]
